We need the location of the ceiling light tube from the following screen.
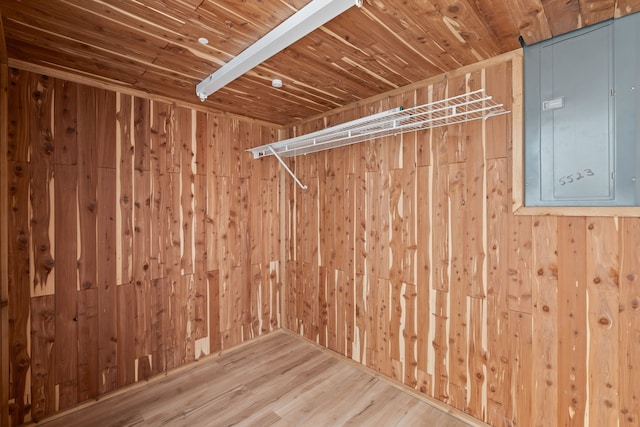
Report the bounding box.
[196,0,362,101]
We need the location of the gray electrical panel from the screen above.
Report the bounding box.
[524,12,640,207]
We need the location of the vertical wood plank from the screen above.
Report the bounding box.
[318,266,328,347]
[133,169,151,363]
[29,295,55,422]
[77,288,98,401]
[586,218,619,426]
[193,174,208,341]
[464,70,487,299]
[467,296,486,419]
[0,63,9,425]
[206,148,219,272]
[134,97,150,172]
[149,101,165,280]
[448,162,467,410]
[161,162,180,278]
[485,61,511,160]
[116,93,133,287]
[619,218,640,426]
[508,215,532,313]
[96,89,116,169]
[531,216,558,427]
[194,111,208,176]
[150,277,167,375]
[29,73,55,295]
[401,159,417,286]
[416,165,432,396]
[164,103,179,174]
[403,283,418,388]
[208,270,221,354]
[53,80,77,166]
[389,169,403,379]
[344,172,355,359]
[432,138,449,293]
[53,163,77,410]
[510,311,533,427]
[77,84,98,291]
[433,290,450,403]
[557,216,587,427]
[1,61,11,427]
[415,85,431,167]
[117,283,135,387]
[177,106,194,276]
[7,67,30,163]
[486,158,510,425]
[7,159,30,425]
[7,254,30,425]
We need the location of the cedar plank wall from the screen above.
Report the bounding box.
[284,50,640,427]
[5,68,282,425]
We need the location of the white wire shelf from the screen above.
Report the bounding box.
[248,89,509,160]
[247,88,509,189]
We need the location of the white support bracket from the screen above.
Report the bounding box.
[268,145,308,190]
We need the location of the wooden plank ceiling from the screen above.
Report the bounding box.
[2,0,640,125]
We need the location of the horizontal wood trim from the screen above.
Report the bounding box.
[513,206,640,217]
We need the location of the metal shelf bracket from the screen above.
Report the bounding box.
[268,145,308,190]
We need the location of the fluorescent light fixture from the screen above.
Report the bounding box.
[196,0,362,101]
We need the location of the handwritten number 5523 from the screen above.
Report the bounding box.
[559,168,595,186]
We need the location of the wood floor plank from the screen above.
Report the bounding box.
[36,331,472,427]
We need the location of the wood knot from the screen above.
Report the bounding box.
[82,281,92,289]
[631,297,640,310]
[598,317,611,326]
[17,234,28,249]
[588,223,595,230]
[593,277,601,284]
[627,274,635,281]
[542,305,550,312]
[44,142,55,155]
[447,5,459,14]
[18,356,30,368]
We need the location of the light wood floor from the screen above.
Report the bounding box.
[38,331,472,427]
